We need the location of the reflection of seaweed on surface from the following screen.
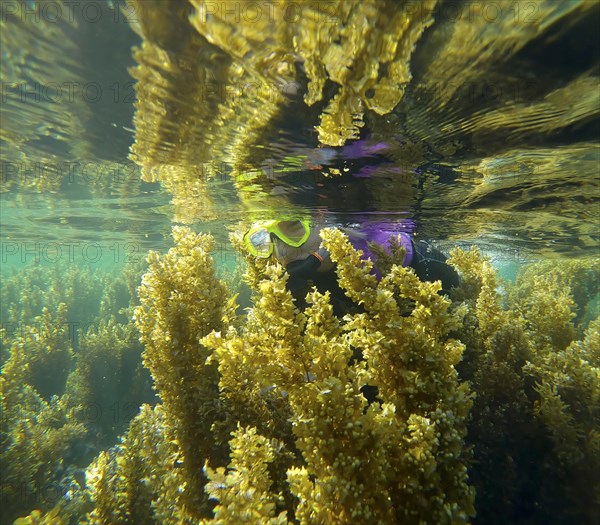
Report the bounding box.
[127,0,439,219]
[125,0,598,243]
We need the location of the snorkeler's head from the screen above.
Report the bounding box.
[243,220,311,258]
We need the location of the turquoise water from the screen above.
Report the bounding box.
[1,1,599,524]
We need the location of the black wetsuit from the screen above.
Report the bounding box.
[285,239,460,404]
[410,240,460,293]
[286,239,460,312]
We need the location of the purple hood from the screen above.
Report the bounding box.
[344,220,415,278]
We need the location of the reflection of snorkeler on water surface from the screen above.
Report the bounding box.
[243,218,460,315]
[264,135,464,215]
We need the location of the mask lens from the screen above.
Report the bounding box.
[248,228,272,257]
[274,220,310,245]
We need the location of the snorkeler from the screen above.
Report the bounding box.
[244,219,460,403]
[243,219,460,311]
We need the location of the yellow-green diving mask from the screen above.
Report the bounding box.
[243,220,311,258]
